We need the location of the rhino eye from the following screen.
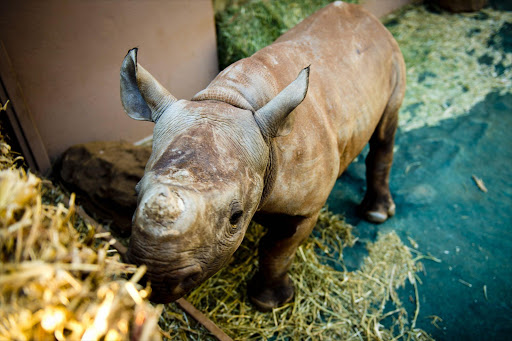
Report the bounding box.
[229,203,243,226]
[230,210,243,226]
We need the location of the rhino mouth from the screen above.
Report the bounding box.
[127,239,206,302]
[147,264,203,303]
[129,257,203,303]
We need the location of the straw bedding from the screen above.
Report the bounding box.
[160,211,434,340]
[0,103,162,340]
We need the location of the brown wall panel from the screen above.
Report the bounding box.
[0,0,218,172]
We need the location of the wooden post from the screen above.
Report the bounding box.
[0,41,51,174]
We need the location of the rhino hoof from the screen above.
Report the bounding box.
[365,211,389,224]
[360,196,395,224]
[248,274,294,312]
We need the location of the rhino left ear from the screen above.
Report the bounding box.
[120,48,177,122]
[254,66,310,139]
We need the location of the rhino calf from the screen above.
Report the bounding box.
[121,1,405,311]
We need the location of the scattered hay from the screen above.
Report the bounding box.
[384,5,512,131]
[0,119,162,340]
[160,209,433,340]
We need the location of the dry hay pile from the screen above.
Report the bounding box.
[161,211,435,340]
[0,104,162,340]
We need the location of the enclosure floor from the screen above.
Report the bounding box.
[327,4,512,340]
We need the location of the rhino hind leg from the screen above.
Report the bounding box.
[359,101,400,224]
[360,57,405,224]
[248,214,318,311]
[360,145,396,224]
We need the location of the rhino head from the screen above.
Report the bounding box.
[120,48,308,303]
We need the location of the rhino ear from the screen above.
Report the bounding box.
[254,66,310,139]
[120,48,177,122]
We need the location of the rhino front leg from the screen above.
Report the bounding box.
[248,213,318,311]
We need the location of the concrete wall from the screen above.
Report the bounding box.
[0,0,218,173]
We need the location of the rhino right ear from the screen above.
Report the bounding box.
[254,66,309,139]
[120,48,177,122]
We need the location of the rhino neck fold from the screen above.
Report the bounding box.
[191,58,279,113]
[191,88,255,112]
[257,138,278,210]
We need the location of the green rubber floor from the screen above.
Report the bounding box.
[328,90,511,340]
[326,3,512,338]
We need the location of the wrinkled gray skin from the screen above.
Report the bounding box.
[121,2,405,311]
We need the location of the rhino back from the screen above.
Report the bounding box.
[195,2,404,216]
[259,3,402,215]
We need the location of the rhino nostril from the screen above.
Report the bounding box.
[180,269,202,288]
